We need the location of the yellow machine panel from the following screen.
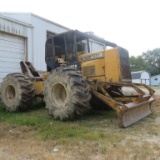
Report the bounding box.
[104,48,121,83]
[33,81,44,95]
[81,58,105,78]
[80,48,124,83]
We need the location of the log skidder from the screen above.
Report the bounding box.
[0,30,155,128]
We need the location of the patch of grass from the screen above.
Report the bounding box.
[0,89,160,159]
[0,103,123,146]
[99,145,107,154]
[0,98,160,160]
[0,104,48,126]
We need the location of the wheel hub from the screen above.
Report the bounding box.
[51,83,67,107]
[5,85,16,101]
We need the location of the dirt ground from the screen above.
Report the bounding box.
[0,88,160,160]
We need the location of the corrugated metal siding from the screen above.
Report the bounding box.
[0,32,25,84]
[0,13,32,24]
[32,15,68,71]
[0,17,28,37]
[1,13,69,71]
[0,15,33,85]
[0,13,70,71]
[0,14,34,69]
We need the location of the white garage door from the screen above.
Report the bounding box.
[0,32,26,84]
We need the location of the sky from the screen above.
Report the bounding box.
[0,0,159,56]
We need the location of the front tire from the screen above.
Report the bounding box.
[44,67,91,120]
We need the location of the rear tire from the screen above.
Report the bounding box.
[1,73,34,112]
[44,67,91,120]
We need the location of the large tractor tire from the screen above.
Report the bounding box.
[44,67,91,120]
[1,73,34,112]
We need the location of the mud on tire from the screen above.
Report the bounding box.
[1,73,34,112]
[44,67,91,120]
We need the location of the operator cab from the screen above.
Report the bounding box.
[45,30,117,71]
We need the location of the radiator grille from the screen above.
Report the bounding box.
[83,65,95,76]
[118,48,132,82]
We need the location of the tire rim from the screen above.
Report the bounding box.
[51,83,67,107]
[5,85,16,101]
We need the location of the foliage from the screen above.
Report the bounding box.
[130,48,160,76]
[130,55,146,71]
[142,48,160,76]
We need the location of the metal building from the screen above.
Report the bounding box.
[0,13,69,84]
[131,71,151,85]
[151,74,160,86]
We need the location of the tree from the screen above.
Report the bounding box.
[142,48,160,76]
[129,48,160,76]
[130,55,147,71]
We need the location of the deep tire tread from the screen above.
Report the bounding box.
[44,67,91,120]
[1,73,34,112]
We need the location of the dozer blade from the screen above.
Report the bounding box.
[92,89,155,128]
[118,97,154,128]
